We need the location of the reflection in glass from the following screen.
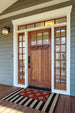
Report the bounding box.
[56,18,66,24]
[23,36,25,41]
[56,53,60,59]
[23,67,25,72]
[56,38,60,44]
[19,26,25,30]
[61,77,65,84]
[61,61,65,68]
[36,22,44,27]
[56,30,60,37]
[61,29,65,36]
[61,53,66,59]
[43,32,49,44]
[19,42,22,47]
[61,68,65,76]
[56,61,60,67]
[23,42,25,47]
[19,61,22,67]
[56,45,60,52]
[56,69,60,75]
[19,36,22,41]
[23,60,25,66]
[61,45,65,52]
[19,55,22,60]
[20,75,22,79]
[56,76,60,83]
[27,24,34,29]
[19,48,22,53]
[31,34,36,45]
[19,67,22,72]
[37,33,42,45]
[61,37,65,44]
[23,48,25,53]
[45,20,54,26]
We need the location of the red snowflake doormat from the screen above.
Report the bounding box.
[18,88,50,102]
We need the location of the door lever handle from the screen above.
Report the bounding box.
[28,56,30,63]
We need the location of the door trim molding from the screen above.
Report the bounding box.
[12,6,72,95]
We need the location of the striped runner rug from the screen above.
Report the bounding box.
[2,88,59,113]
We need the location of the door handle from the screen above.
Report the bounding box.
[28,56,30,63]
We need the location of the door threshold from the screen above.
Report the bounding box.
[27,86,51,92]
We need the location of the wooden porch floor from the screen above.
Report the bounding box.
[0,85,74,113]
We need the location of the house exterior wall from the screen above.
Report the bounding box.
[0,0,75,96]
[71,3,75,96]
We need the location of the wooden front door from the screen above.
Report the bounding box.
[28,29,51,88]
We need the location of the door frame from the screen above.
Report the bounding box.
[12,6,72,95]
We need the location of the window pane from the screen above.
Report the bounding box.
[19,42,22,47]
[37,33,42,45]
[61,29,65,37]
[36,22,44,27]
[61,77,65,84]
[43,32,49,44]
[23,36,25,41]
[27,24,34,29]
[56,76,60,83]
[56,45,60,52]
[56,69,60,75]
[56,18,66,24]
[61,61,65,68]
[23,42,25,47]
[20,75,22,79]
[19,67,22,72]
[56,61,60,67]
[31,34,36,45]
[61,37,65,44]
[61,68,65,76]
[23,48,25,53]
[61,45,65,52]
[19,55,22,60]
[19,61,22,67]
[56,53,60,59]
[19,48,22,53]
[23,60,25,66]
[61,53,66,60]
[56,38,60,44]
[45,20,54,26]
[18,26,25,30]
[56,30,60,37]
[19,36,22,41]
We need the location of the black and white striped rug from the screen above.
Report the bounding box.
[2,88,59,113]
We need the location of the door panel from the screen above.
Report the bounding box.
[41,48,49,82]
[31,50,39,81]
[28,29,51,88]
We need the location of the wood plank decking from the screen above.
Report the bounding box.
[0,85,74,113]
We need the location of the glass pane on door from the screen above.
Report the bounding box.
[37,33,42,45]
[43,32,49,44]
[31,34,36,45]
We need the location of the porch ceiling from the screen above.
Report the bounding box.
[0,0,18,14]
